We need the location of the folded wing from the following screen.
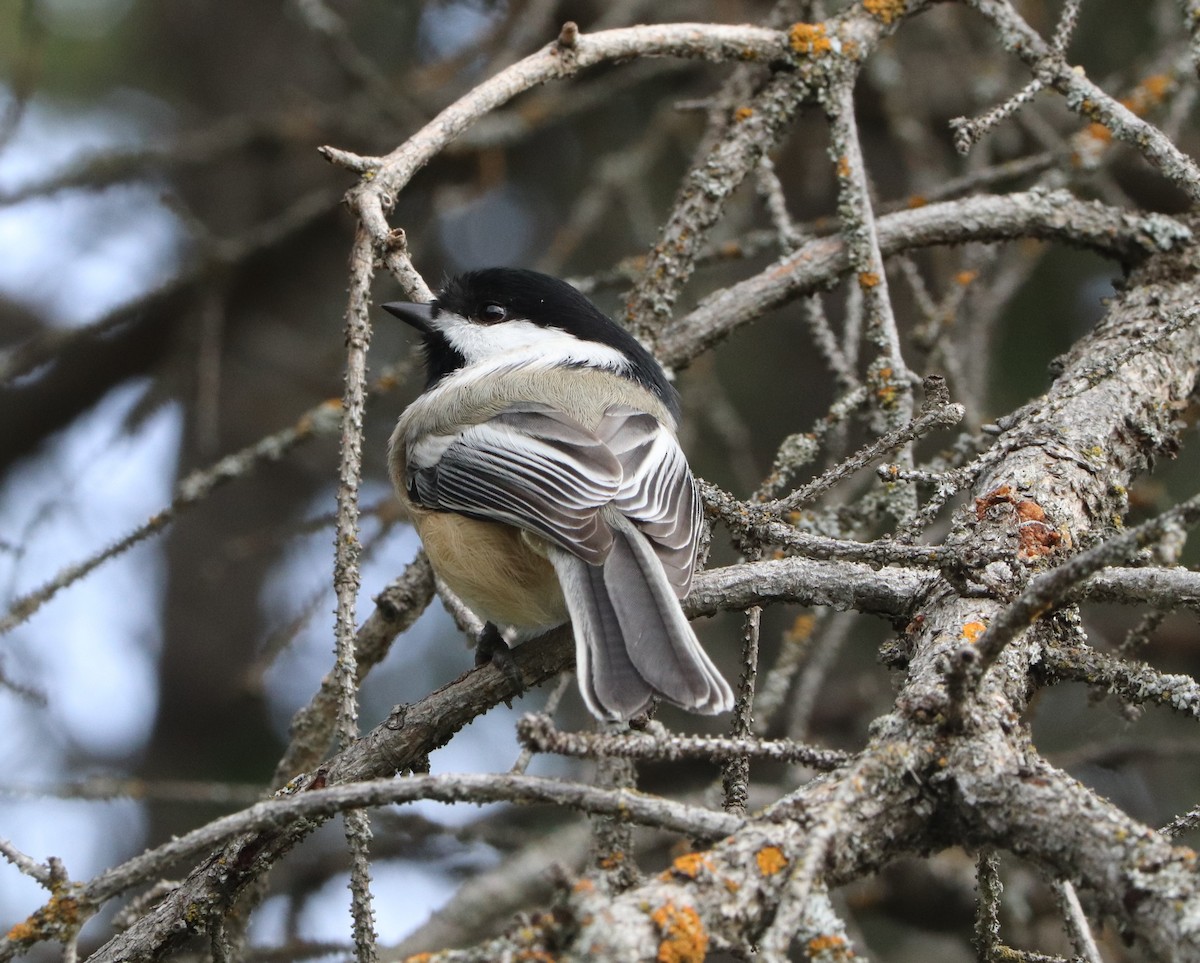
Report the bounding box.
[406,400,730,719]
[406,403,622,565]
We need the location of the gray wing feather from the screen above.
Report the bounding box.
[599,406,702,596]
[407,404,621,564]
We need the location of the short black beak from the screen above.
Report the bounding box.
[381,301,436,334]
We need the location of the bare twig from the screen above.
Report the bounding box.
[516,714,849,770]
[332,226,379,963]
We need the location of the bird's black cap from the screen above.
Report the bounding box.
[404,268,680,417]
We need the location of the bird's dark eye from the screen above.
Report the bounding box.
[479,302,507,324]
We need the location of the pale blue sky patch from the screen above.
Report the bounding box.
[0,88,188,326]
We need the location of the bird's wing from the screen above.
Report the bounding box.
[405,402,622,565]
[597,405,702,597]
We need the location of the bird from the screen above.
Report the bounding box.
[383,267,733,721]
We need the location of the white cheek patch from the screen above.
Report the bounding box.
[434,314,630,376]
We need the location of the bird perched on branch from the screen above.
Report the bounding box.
[384,268,732,721]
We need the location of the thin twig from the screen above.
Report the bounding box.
[332,226,379,963]
[758,379,964,515]
[516,714,849,770]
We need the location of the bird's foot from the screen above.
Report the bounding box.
[476,622,524,706]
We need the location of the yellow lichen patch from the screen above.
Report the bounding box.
[863,0,906,24]
[808,933,855,959]
[734,106,755,122]
[756,845,788,876]
[836,155,851,179]
[858,271,880,289]
[790,22,832,55]
[7,888,84,945]
[599,851,625,871]
[651,902,709,963]
[961,621,986,643]
[671,852,715,879]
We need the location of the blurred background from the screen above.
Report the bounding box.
[2,0,1199,959]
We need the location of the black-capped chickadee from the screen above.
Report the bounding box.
[383,268,733,721]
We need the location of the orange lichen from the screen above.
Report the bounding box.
[5,920,37,944]
[808,933,855,959]
[572,878,596,894]
[961,621,986,643]
[872,366,898,407]
[858,271,880,289]
[734,106,755,122]
[863,0,905,24]
[907,194,928,209]
[974,485,1014,519]
[1014,499,1061,558]
[671,852,715,878]
[1122,73,1173,115]
[651,902,709,963]
[836,155,851,178]
[599,851,625,870]
[786,613,818,643]
[1015,500,1047,522]
[954,269,979,287]
[789,22,832,55]
[1070,72,1174,167]
[756,846,788,876]
[5,891,82,946]
[1018,520,1062,559]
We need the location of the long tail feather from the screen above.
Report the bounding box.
[550,521,732,719]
